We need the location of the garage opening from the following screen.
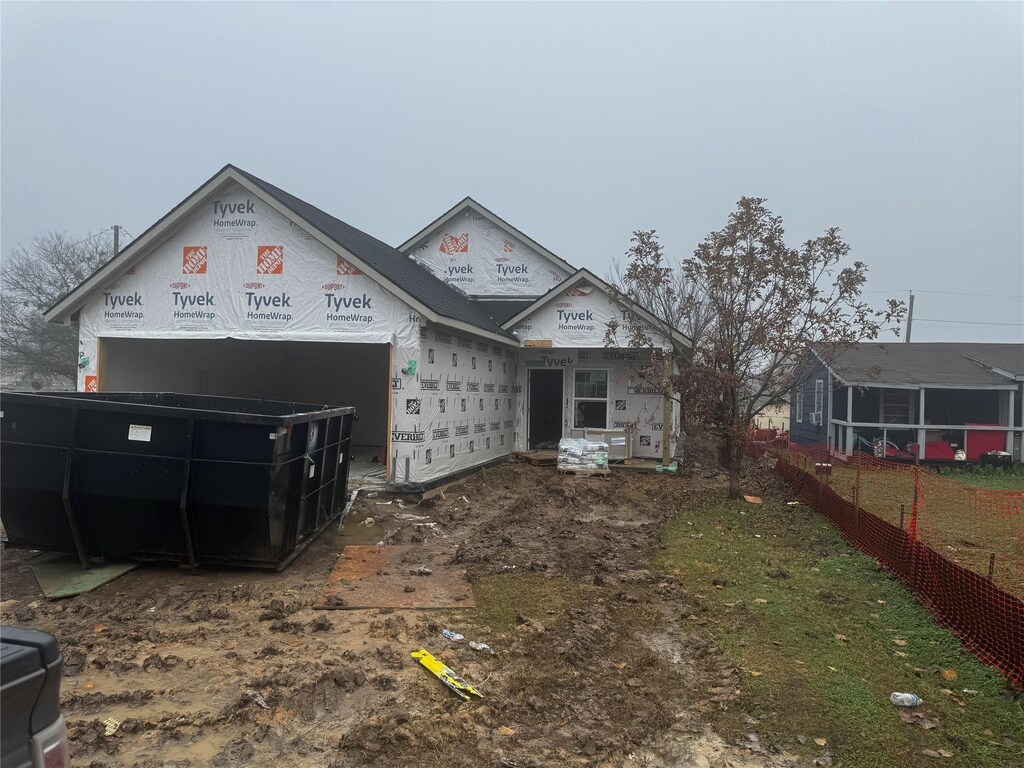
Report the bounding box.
[99,337,390,484]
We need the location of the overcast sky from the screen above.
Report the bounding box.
[2,2,1021,342]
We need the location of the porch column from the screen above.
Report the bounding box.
[916,388,926,461]
[1008,388,1016,456]
[845,386,854,456]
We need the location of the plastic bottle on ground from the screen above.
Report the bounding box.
[890,692,923,707]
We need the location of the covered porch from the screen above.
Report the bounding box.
[829,383,1020,462]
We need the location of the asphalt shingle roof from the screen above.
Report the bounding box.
[469,299,537,325]
[233,167,517,341]
[826,342,1024,387]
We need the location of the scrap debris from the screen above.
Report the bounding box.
[411,649,483,700]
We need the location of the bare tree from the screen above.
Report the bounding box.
[604,231,707,464]
[1,231,113,388]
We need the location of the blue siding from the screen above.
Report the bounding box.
[789,353,829,446]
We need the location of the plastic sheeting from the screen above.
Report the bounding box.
[76,183,420,391]
[408,210,570,297]
[507,279,673,350]
[520,347,677,459]
[390,327,520,486]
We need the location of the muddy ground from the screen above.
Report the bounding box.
[1,462,802,767]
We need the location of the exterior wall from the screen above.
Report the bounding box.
[389,324,519,487]
[406,209,571,298]
[518,347,678,459]
[789,354,830,446]
[75,181,420,393]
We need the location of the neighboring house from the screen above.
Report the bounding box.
[790,343,1024,462]
[44,165,689,489]
[752,402,790,433]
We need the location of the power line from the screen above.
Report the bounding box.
[864,288,1023,299]
[915,318,1024,327]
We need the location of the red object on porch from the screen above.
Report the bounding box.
[965,424,1004,461]
[907,441,956,460]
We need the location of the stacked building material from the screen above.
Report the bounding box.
[557,438,610,476]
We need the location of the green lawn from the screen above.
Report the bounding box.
[813,461,1023,597]
[933,466,1024,491]
[657,494,1024,768]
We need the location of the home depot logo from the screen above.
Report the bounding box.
[256,245,284,275]
[439,233,469,255]
[337,256,363,276]
[182,246,208,274]
[84,375,98,393]
[565,286,593,297]
[503,239,515,253]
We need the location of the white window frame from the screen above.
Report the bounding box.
[814,379,824,423]
[573,368,609,429]
[795,389,804,423]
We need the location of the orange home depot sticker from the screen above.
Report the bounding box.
[182,246,208,274]
[336,256,363,276]
[256,245,284,275]
[84,375,99,392]
[439,233,469,255]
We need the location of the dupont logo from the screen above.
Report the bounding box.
[169,282,190,290]
[84,375,98,393]
[322,282,344,291]
[439,233,469,254]
[555,301,571,308]
[336,256,363,276]
[256,245,284,275]
[565,286,593,297]
[182,246,208,274]
[243,282,265,290]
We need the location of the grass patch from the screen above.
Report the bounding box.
[657,494,1024,767]
[933,465,1024,491]
[466,572,587,630]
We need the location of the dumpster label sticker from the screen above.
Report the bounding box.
[128,424,152,442]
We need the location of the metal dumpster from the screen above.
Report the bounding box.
[0,392,354,570]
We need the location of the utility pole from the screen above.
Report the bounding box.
[113,225,120,257]
[909,290,917,342]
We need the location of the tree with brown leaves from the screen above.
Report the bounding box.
[611,198,904,497]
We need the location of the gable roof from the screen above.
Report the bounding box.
[397,196,577,277]
[44,165,516,344]
[818,342,1024,389]
[501,268,692,349]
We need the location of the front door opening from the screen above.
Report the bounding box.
[528,368,563,450]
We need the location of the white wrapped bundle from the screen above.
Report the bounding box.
[558,438,610,473]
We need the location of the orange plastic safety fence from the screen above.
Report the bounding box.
[776,443,1023,689]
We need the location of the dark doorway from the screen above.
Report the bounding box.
[529,368,563,449]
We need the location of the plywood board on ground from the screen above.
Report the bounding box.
[314,545,474,609]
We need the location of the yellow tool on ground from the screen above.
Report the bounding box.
[411,649,483,700]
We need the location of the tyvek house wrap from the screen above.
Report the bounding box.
[519,348,677,459]
[76,182,421,392]
[409,210,570,297]
[508,280,673,351]
[390,326,520,486]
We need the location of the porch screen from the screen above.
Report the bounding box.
[574,369,608,428]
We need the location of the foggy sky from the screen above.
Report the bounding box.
[2,1,1021,342]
